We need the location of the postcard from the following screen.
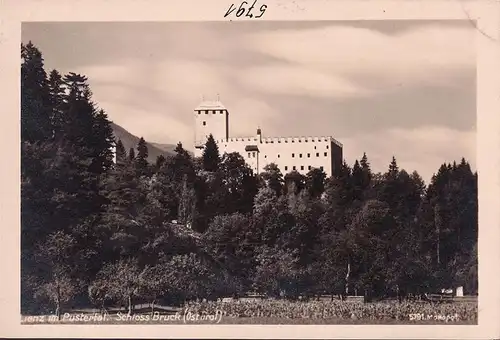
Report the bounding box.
[1,0,499,338]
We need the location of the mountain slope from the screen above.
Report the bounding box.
[150,142,178,155]
[110,122,180,163]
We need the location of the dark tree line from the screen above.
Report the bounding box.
[21,42,478,318]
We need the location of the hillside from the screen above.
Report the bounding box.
[110,122,189,163]
[150,142,178,155]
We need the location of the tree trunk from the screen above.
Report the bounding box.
[56,285,61,321]
[127,295,133,316]
[56,303,61,321]
[435,205,441,266]
[100,300,108,317]
[345,258,351,296]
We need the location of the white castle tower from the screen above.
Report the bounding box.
[194,95,228,158]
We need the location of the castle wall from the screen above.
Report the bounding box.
[216,136,342,177]
[330,140,343,176]
[192,99,343,178]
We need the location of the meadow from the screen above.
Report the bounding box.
[21,299,478,325]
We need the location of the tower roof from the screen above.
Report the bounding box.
[195,99,227,111]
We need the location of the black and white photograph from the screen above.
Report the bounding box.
[2,0,500,338]
[18,19,479,325]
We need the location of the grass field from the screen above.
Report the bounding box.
[21,299,478,325]
[20,314,477,325]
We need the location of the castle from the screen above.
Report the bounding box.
[193,97,343,177]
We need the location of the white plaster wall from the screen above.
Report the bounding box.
[257,137,333,176]
[191,103,342,177]
[218,136,260,172]
[216,136,337,177]
[194,109,228,150]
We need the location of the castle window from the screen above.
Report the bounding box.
[301,166,304,170]
[278,140,281,143]
[307,153,310,158]
[252,152,256,157]
[278,154,280,158]
[220,110,224,114]
[326,145,329,149]
[314,146,317,150]
[265,155,267,158]
[305,139,308,142]
[299,154,302,158]
[212,110,216,114]
[292,153,295,158]
[205,110,208,114]
[316,153,319,157]
[291,140,295,143]
[308,165,311,170]
[298,139,302,143]
[293,166,296,170]
[198,111,201,115]
[248,153,251,158]
[324,152,327,157]
[285,140,288,143]
[203,121,206,126]
[285,166,288,171]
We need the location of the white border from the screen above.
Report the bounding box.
[1,0,499,338]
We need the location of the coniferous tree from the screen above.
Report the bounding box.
[168,142,196,184]
[21,42,52,143]
[351,160,364,201]
[202,134,220,172]
[115,139,127,165]
[21,44,117,313]
[47,69,66,139]
[155,154,166,170]
[91,109,115,173]
[178,175,196,226]
[129,147,136,161]
[314,161,353,295]
[135,137,149,175]
[388,156,399,177]
[359,152,373,196]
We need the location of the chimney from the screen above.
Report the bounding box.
[256,127,262,143]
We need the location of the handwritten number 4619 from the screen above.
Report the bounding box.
[224,0,267,19]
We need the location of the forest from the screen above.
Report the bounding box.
[21,42,478,319]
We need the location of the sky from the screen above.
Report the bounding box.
[21,21,476,183]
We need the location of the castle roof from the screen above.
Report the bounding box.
[195,100,227,111]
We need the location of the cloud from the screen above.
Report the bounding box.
[226,98,281,137]
[246,24,475,92]
[240,64,371,98]
[73,58,248,148]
